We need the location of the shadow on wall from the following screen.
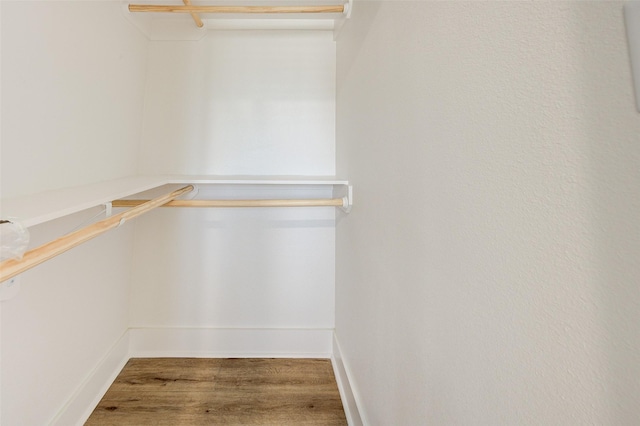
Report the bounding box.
[335,1,382,100]
[582,5,640,423]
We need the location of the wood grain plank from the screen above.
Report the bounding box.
[215,358,338,385]
[110,358,222,391]
[85,358,347,425]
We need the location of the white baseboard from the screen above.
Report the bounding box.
[332,333,364,426]
[51,331,131,426]
[128,327,334,358]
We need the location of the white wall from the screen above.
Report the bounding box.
[131,31,337,349]
[335,1,640,424]
[139,30,335,176]
[1,2,149,424]
[626,2,640,111]
[129,185,336,331]
[1,211,136,425]
[1,2,148,199]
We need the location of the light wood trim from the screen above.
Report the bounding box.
[112,198,344,208]
[183,0,204,28]
[128,4,345,14]
[0,185,194,283]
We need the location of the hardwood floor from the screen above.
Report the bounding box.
[85,358,347,425]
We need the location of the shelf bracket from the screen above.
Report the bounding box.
[103,202,113,217]
[334,184,352,213]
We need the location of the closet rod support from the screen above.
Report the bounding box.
[103,202,113,217]
[340,185,352,213]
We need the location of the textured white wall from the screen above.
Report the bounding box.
[336,1,640,424]
[0,2,148,424]
[626,2,640,111]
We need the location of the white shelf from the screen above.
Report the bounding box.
[0,175,351,228]
[166,175,349,186]
[122,0,352,40]
[0,176,167,228]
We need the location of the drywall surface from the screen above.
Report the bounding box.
[1,212,135,425]
[129,185,336,335]
[1,1,148,199]
[138,30,335,176]
[132,32,336,343]
[335,1,640,424]
[1,2,148,424]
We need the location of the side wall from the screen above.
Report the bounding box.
[0,2,149,424]
[335,2,640,424]
[1,2,147,198]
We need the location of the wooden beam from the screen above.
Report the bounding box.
[112,198,345,208]
[183,0,204,28]
[0,185,194,283]
[128,4,345,14]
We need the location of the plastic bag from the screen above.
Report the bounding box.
[0,220,30,261]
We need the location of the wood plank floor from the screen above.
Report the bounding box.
[85,358,347,425]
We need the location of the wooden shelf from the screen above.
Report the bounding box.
[0,175,351,228]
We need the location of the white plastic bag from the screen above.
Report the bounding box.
[0,220,30,261]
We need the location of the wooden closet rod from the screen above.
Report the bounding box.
[183,0,204,28]
[0,185,194,283]
[128,4,345,14]
[112,198,345,208]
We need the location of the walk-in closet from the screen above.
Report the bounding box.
[2,1,640,424]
